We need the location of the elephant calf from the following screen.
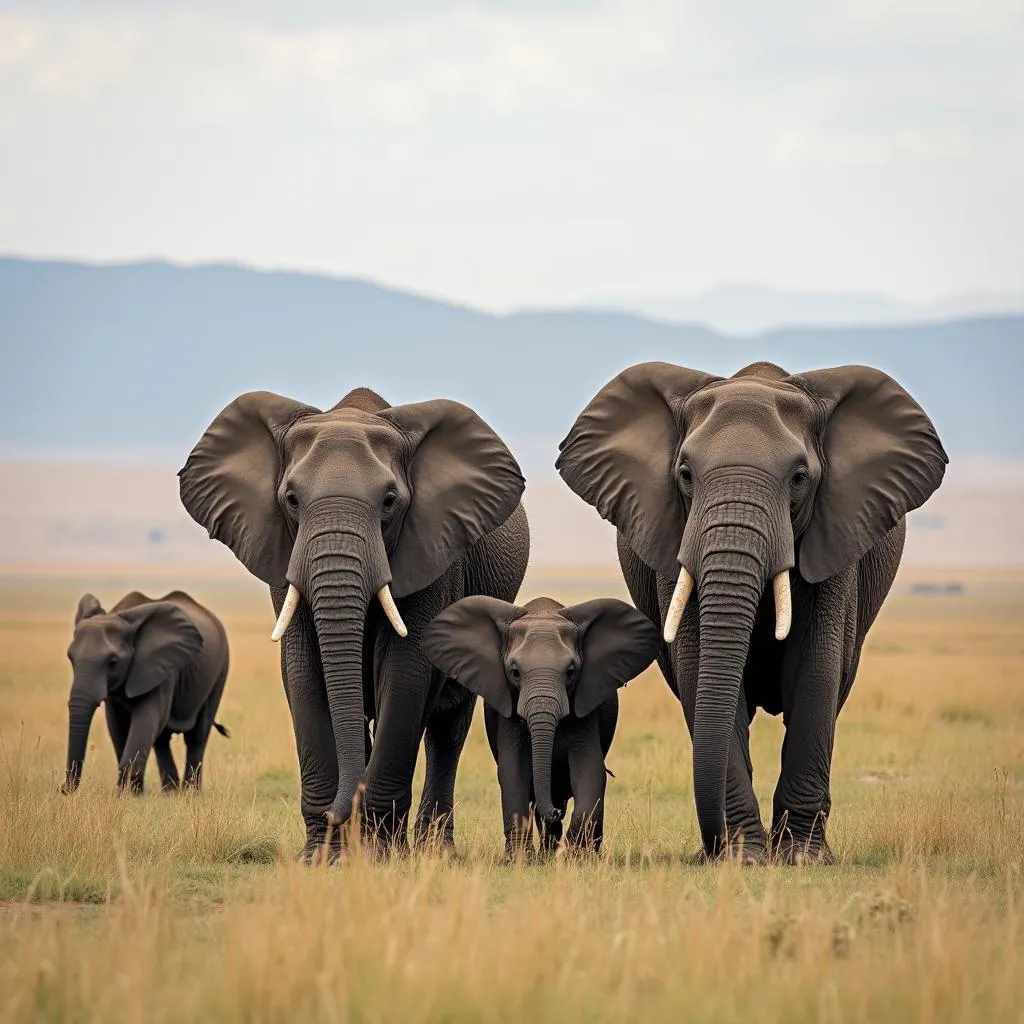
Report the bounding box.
[62,590,231,794]
[421,596,660,855]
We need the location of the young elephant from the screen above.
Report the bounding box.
[62,590,231,794]
[421,596,660,854]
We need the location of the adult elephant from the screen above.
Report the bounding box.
[557,361,946,863]
[180,387,529,858]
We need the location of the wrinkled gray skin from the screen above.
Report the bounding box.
[179,387,529,859]
[62,590,230,794]
[421,595,660,855]
[558,362,947,863]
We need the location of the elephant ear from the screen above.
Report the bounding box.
[119,603,204,699]
[419,596,526,718]
[179,391,320,586]
[75,593,104,625]
[379,401,525,598]
[788,365,948,583]
[561,599,661,718]
[557,363,722,579]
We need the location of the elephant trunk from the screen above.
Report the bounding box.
[63,689,100,793]
[522,685,568,829]
[683,472,792,858]
[295,500,392,830]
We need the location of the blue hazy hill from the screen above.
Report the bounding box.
[3,257,1022,463]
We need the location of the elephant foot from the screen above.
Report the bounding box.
[297,817,344,866]
[770,815,833,866]
[413,814,456,854]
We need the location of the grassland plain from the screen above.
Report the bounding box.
[1,567,1022,1023]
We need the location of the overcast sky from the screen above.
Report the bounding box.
[2,0,1021,311]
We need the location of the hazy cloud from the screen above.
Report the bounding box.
[1,0,1020,308]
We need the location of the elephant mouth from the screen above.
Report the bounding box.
[662,564,792,644]
[270,581,408,642]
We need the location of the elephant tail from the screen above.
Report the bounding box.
[213,721,231,739]
[604,765,616,779]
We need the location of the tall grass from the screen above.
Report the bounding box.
[0,576,1022,1021]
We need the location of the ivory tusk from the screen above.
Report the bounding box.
[377,584,409,638]
[773,571,792,641]
[663,567,694,644]
[271,584,301,642]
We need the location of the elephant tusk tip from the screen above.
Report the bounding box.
[663,624,678,644]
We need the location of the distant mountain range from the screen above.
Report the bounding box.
[3,257,1023,471]
[586,284,1024,336]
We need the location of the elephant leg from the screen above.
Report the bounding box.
[566,726,607,853]
[117,690,171,794]
[414,683,475,849]
[364,576,458,851]
[770,574,852,864]
[496,721,534,859]
[182,733,207,789]
[104,699,130,764]
[274,587,342,863]
[153,730,181,791]
[722,697,767,862]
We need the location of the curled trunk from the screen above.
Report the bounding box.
[524,691,565,829]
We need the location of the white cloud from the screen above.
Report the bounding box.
[0,0,1020,309]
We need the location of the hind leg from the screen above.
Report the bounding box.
[154,730,181,792]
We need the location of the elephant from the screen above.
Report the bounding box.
[557,361,947,863]
[420,595,660,856]
[62,590,230,794]
[179,386,529,859]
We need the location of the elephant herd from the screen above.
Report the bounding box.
[61,360,947,865]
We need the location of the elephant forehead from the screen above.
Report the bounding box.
[506,618,578,663]
[70,618,125,658]
[683,381,816,461]
[285,418,404,480]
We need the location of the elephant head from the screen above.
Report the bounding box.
[179,390,524,826]
[557,361,947,855]
[63,594,203,792]
[420,596,659,828]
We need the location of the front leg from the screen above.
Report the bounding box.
[771,572,854,864]
[117,689,172,794]
[272,585,341,864]
[364,571,458,850]
[495,716,535,859]
[565,715,607,853]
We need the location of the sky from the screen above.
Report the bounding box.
[1,0,1022,312]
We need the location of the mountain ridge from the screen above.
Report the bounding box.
[3,257,1022,463]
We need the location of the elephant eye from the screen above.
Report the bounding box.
[679,463,694,489]
[381,491,398,515]
[791,467,810,489]
[566,663,577,683]
[107,654,120,671]
[285,489,299,512]
[508,663,521,683]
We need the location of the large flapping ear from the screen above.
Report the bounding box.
[561,598,661,718]
[787,365,948,583]
[556,363,721,578]
[419,596,526,718]
[119,603,204,700]
[379,401,525,598]
[178,392,319,586]
[75,594,105,625]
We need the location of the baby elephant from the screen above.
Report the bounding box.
[421,596,660,855]
[63,590,230,794]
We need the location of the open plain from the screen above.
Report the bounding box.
[1,567,1022,1023]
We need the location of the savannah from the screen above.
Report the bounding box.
[1,565,1022,1023]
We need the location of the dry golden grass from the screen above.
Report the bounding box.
[1,570,1022,1022]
